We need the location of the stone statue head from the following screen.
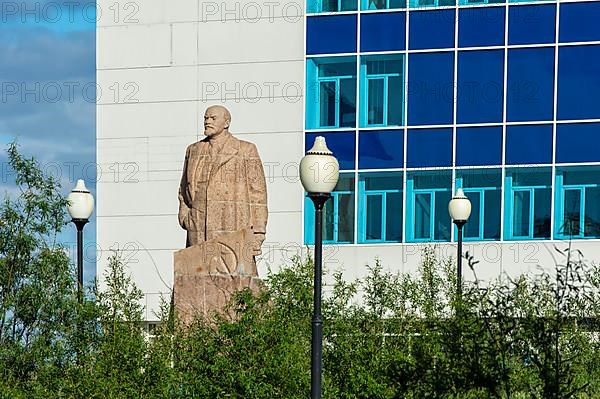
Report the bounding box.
[203,105,231,138]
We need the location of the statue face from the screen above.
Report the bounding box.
[204,107,230,137]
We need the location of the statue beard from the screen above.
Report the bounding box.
[205,127,227,139]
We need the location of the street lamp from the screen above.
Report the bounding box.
[67,179,94,303]
[448,188,471,303]
[299,136,339,399]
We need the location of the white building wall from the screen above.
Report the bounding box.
[97,0,306,320]
[97,0,600,321]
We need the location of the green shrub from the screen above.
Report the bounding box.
[1,142,600,398]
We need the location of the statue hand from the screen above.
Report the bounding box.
[252,232,266,256]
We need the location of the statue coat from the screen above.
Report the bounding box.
[178,134,268,248]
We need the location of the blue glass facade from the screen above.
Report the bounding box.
[304,1,600,245]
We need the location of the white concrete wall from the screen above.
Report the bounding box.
[96,0,306,320]
[316,241,600,285]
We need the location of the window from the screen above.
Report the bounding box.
[407,128,453,168]
[307,0,357,13]
[409,9,455,50]
[457,50,504,124]
[458,7,505,48]
[408,0,455,9]
[557,45,600,120]
[508,5,556,45]
[507,47,554,122]
[508,0,547,4]
[304,174,355,244]
[360,55,404,127]
[559,2,600,43]
[358,130,404,169]
[406,171,452,242]
[456,126,502,166]
[407,52,454,126]
[360,13,406,52]
[504,168,551,240]
[306,15,357,55]
[455,169,502,241]
[459,0,504,5]
[362,0,406,10]
[306,131,356,170]
[505,125,553,165]
[306,57,357,130]
[555,167,600,239]
[358,173,403,243]
[556,123,600,164]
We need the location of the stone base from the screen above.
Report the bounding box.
[174,274,263,325]
[173,229,262,325]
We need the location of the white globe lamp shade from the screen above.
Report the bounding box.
[299,136,340,194]
[448,188,472,222]
[67,179,94,220]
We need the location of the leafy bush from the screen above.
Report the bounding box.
[1,142,600,398]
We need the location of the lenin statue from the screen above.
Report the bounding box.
[173,105,268,321]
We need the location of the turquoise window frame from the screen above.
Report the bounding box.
[357,174,403,243]
[454,173,501,241]
[408,0,455,8]
[462,189,486,239]
[359,55,405,128]
[405,174,452,243]
[554,170,600,239]
[556,184,585,238]
[306,57,357,130]
[507,0,545,3]
[304,192,354,244]
[307,0,358,13]
[304,174,355,245]
[361,0,406,10]
[458,0,503,5]
[507,187,536,239]
[504,170,552,241]
[456,188,493,241]
[317,77,353,129]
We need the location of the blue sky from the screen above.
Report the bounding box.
[0,1,97,282]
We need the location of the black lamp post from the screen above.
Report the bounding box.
[448,188,471,303]
[67,179,94,303]
[300,136,339,399]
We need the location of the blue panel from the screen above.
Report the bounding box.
[409,9,455,50]
[560,2,600,43]
[359,130,404,169]
[556,123,600,163]
[307,15,357,55]
[505,125,553,165]
[407,52,454,126]
[407,128,452,168]
[456,126,502,166]
[457,50,504,124]
[459,7,505,48]
[306,131,356,170]
[508,4,556,45]
[507,47,554,122]
[360,12,406,52]
[558,45,600,120]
